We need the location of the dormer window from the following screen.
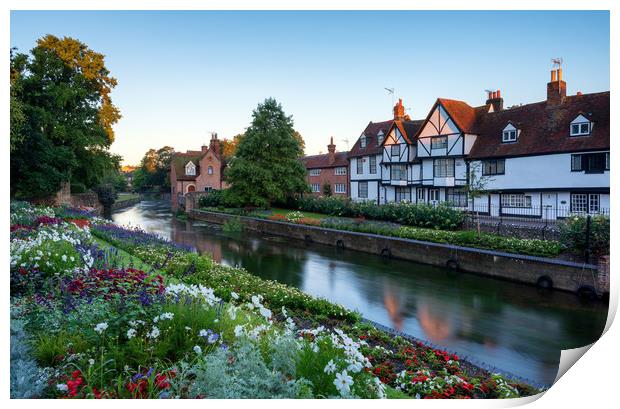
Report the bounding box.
[570,114,592,136]
[377,131,384,146]
[360,135,367,148]
[185,161,196,176]
[502,123,518,143]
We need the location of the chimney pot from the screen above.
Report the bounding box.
[551,70,557,82]
[496,89,501,98]
[557,68,563,81]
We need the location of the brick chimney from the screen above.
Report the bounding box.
[547,68,566,105]
[209,132,220,156]
[393,98,405,120]
[327,136,336,165]
[486,89,503,112]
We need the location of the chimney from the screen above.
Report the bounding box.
[486,89,503,112]
[393,98,405,120]
[327,136,336,165]
[209,132,220,156]
[547,68,566,105]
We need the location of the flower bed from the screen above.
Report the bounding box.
[10,202,540,399]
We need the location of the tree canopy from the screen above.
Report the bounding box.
[225,98,308,207]
[10,35,122,200]
[133,146,175,191]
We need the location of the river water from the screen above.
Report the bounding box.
[112,200,608,386]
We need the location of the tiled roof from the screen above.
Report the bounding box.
[433,98,488,134]
[171,152,203,181]
[301,151,348,169]
[468,91,610,159]
[348,120,394,158]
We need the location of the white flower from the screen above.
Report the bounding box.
[185,326,192,331]
[127,328,137,339]
[147,326,160,339]
[230,291,239,300]
[94,322,108,334]
[234,325,245,337]
[57,383,68,392]
[61,255,67,262]
[347,361,363,373]
[70,256,75,262]
[334,370,354,395]
[259,306,272,320]
[199,329,209,337]
[88,359,95,366]
[324,360,337,374]
[193,345,202,355]
[415,393,421,399]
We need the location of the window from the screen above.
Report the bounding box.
[358,181,368,198]
[482,159,505,175]
[571,122,591,136]
[360,136,367,148]
[334,167,347,175]
[501,194,532,208]
[369,156,377,174]
[390,164,407,181]
[309,169,321,176]
[356,157,364,174]
[391,144,400,157]
[207,166,213,175]
[416,188,425,202]
[502,130,517,143]
[571,193,600,214]
[311,183,321,193]
[571,152,608,173]
[431,136,448,149]
[395,187,410,202]
[446,188,468,207]
[429,189,440,202]
[185,161,196,176]
[433,158,455,177]
[335,183,346,194]
[377,132,384,146]
[204,186,213,193]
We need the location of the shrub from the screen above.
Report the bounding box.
[297,196,464,230]
[558,215,610,258]
[222,217,243,233]
[198,189,226,208]
[11,318,49,398]
[70,183,87,194]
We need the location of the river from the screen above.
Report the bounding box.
[112,200,608,386]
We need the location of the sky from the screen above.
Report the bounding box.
[10,10,610,165]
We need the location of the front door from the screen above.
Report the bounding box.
[429,189,440,205]
[541,193,557,219]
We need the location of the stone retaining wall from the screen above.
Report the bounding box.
[190,209,606,295]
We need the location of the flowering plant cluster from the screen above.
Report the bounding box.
[10,203,539,399]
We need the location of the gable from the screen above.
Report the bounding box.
[418,104,460,138]
[571,114,590,124]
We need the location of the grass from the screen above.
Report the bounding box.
[252,208,330,220]
[93,237,165,274]
[116,193,140,203]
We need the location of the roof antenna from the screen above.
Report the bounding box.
[384,87,395,108]
[551,57,563,68]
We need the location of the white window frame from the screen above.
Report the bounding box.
[391,164,407,181]
[369,156,377,174]
[356,157,364,174]
[334,183,346,194]
[416,188,425,202]
[185,161,196,176]
[571,193,600,214]
[429,189,440,203]
[391,144,400,157]
[501,194,532,208]
[360,135,367,148]
[571,122,591,136]
[334,167,347,175]
[358,181,368,198]
[433,158,454,178]
[377,131,384,146]
[311,183,321,193]
[207,166,214,175]
[502,130,517,143]
[309,169,321,176]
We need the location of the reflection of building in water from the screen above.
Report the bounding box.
[382,284,406,331]
[171,221,223,263]
[417,304,452,342]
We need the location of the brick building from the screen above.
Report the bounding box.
[301,137,349,196]
[170,133,227,209]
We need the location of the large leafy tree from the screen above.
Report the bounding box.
[225,98,308,207]
[134,146,174,191]
[10,35,122,199]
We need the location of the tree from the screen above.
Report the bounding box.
[225,98,308,207]
[463,162,493,237]
[10,35,121,199]
[134,146,174,191]
[322,182,332,197]
[220,133,244,161]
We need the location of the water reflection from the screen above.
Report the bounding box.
[113,201,608,385]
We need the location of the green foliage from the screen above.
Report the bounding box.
[11,318,49,398]
[134,146,174,191]
[322,182,332,196]
[18,238,83,277]
[298,196,465,230]
[70,183,87,194]
[197,189,233,208]
[559,215,610,258]
[94,183,118,207]
[222,216,243,233]
[10,35,121,200]
[225,98,308,207]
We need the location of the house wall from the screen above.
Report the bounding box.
[196,151,224,192]
[306,167,349,196]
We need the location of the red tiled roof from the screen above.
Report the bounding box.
[390,119,424,144]
[468,91,610,159]
[348,120,394,158]
[435,98,487,134]
[301,151,348,169]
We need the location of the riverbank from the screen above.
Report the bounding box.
[189,208,608,296]
[10,202,541,398]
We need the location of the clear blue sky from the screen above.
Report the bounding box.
[11,10,609,165]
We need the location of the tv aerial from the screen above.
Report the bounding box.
[551,57,563,68]
[384,87,395,107]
